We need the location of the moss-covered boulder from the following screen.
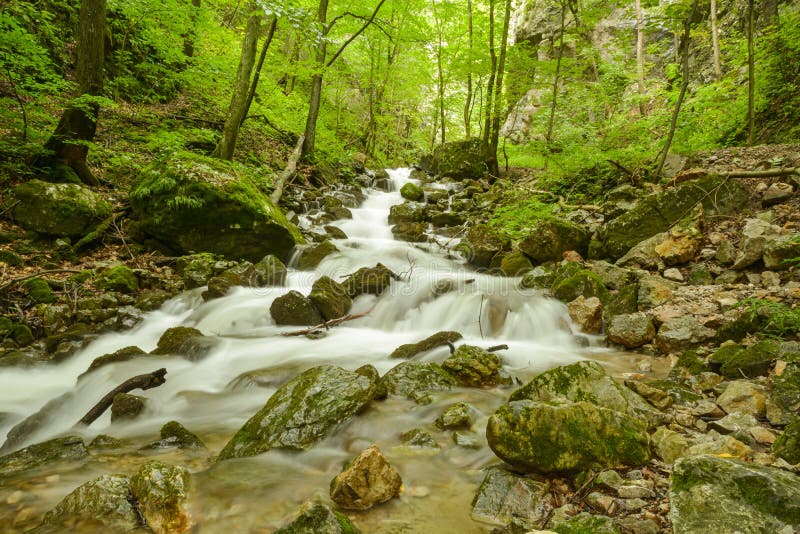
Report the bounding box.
[499,252,533,276]
[151,326,218,360]
[129,159,303,262]
[392,221,427,242]
[0,250,23,266]
[519,218,591,263]
[202,270,245,301]
[519,265,556,290]
[176,253,220,289]
[595,175,748,260]
[270,290,323,326]
[130,461,192,533]
[95,265,139,293]
[388,202,428,224]
[110,393,146,421]
[435,402,473,429]
[81,346,146,378]
[470,466,551,529]
[0,436,88,478]
[456,224,510,268]
[9,180,112,237]
[309,276,352,320]
[297,240,338,270]
[550,269,608,303]
[486,400,650,474]
[442,345,510,387]
[669,455,800,533]
[218,365,377,459]
[246,254,287,286]
[275,502,360,534]
[389,331,462,359]
[342,263,395,297]
[430,139,485,179]
[23,277,56,304]
[510,361,667,428]
[773,420,800,464]
[378,361,459,404]
[40,474,140,531]
[400,182,424,201]
[718,340,780,378]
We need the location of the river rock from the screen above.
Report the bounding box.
[378,361,458,404]
[270,290,323,326]
[773,420,800,464]
[400,428,439,448]
[110,393,146,421]
[95,264,139,293]
[400,182,424,201]
[275,502,360,534]
[587,260,638,290]
[0,435,88,477]
[567,296,602,333]
[130,163,303,262]
[637,274,676,310]
[81,346,146,377]
[389,331,462,359]
[39,474,140,530]
[297,240,338,270]
[176,253,218,288]
[486,400,650,474]
[9,180,112,237]
[763,234,800,270]
[615,232,665,270]
[430,210,466,227]
[130,461,192,534]
[442,345,510,387]
[716,380,767,417]
[731,218,782,270]
[330,444,402,510]
[499,251,533,276]
[435,402,473,429]
[509,361,666,427]
[456,224,510,268]
[606,313,656,349]
[151,326,218,360]
[548,511,620,533]
[594,174,747,260]
[518,218,590,263]
[388,202,428,224]
[146,421,205,449]
[669,455,800,533]
[550,269,608,303]
[245,254,287,286]
[309,276,352,320]
[762,182,794,206]
[768,362,800,425]
[470,466,551,529]
[651,426,690,464]
[430,138,485,179]
[218,365,377,459]
[392,221,427,242]
[653,206,704,266]
[342,263,395,297]
[654,316,716,353]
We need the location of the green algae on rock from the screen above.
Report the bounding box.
[275,502,360,534]
[130,461,193,533]
[39,474,140,531]
[378,361,459,404]
[442,345,511,387]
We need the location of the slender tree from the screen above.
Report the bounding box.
[746,0,756,145]
[635,0,646,115]
[545,0,568,145]
[486,0,512,176]
[710,0,722,80]
[37,0,107,186]
[464,0,474,137]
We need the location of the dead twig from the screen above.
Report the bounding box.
[281,306,374,337]
[78,368,168,426]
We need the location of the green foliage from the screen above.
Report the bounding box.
[487,184,557,240]
[737,298,800,339]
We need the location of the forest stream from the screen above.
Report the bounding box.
[0,168,668,532]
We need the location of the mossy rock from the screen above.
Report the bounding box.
[270,290,323,326]
[10,180,112,237]
[392,221,427,242]
[388,202,428,224]
[442,345,510,387]
[597,174,748,261]
[519,218,591,263]
[176,253,220,289]
[151,326,217,360]
[297,240,338,270]
[764,234,800,270]
[688,265,713,285]
[549,512,620,534]
[400,182,424,201]
[550,269,608,303]
[342,264,395,298]
[275,502,360,534]
[487,400,651,474]
[602,285,639,323]
[309,276,352,321]
[81,346,146,377]
[218,365,377,459]
[389,331,462,359]
[644,379,703,406]
[519,265,556,290]
[455,224,510,269]
[246,255,287,286]
[773,420,800,464]
[431,139,485,179]
[668,350,710,379]
[470,466,551,528]
[0,250,23,266]
[145,421,205,450]
[24,277,56,304]
[129,158,303,262]
[0,436,88,478]
[378,361,459,404]
[202,270,245,301]
[130,461,192,533]
[40,474,139,531]
[716,313,761,343]
[500,251,533,276]
[95,265,139,293]
[110,393,146,422]
[719,340,779,378]
[769,363,800,426]
[669,455,800,533]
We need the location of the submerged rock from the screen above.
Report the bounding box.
[486,400,650,474]
[39,474,140,530]
[378,361,458,404]
[246,254,287,286]
[442,345,510,387]
[399,428,439,448]
[218,365,377,459]
[10,180,112,237]
[130,461,192,534]
[669,454,800,533]
[389,331,462,359]
[270,290,323,326]
[330,444,402,510]
[470,466,551,529]
[110,393,146,422]
[435,402,473,430]
[275,502,360,534]
[0,436,88,478]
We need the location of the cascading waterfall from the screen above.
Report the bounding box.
[0,168,620,532]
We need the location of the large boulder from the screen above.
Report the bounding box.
[130,461,192,534]
[486,400,650,474]
[9,180,112,237]
[595,175,748,261]
[329,444,402,510]
[270,291,323,326]
[129,158,303,262]
[442,345,510,387]
[309,276,352,320]
[429,139,486,179]
[39,474,140,530]
[509,361,666,428]
[669,455,800,533]
[218,365,377,459]
[518,218,591,263]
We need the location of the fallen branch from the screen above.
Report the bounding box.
[78,368,167,426]
[487,344,509,352]
[270,133,305,205]
[672,167,800,186]
[0,269,83,293]
[72,212,122,252]
[280,307,372,337]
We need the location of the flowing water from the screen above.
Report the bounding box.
[0,168,659,532]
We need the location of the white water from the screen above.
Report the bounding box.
[0,168,622,532]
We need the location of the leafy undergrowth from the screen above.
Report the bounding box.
[737,298,800,339]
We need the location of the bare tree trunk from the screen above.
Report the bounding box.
[546,2,567,145]
[437,32,446,144]
[655,0,698,178]
[240,15,278,127]
[464,0,473,138]
[487,0,512,176]
[710,0,722,80]
[747,0,755,146]
[635,0,646,115]
[215,4,261,160]
[39,0,107,186]
[482,0,497,152]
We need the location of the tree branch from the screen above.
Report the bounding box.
[326,0,388,68]
[78,368,167,426]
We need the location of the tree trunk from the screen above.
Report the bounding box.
[710,0,722,80]
[746,0,755,146]
[464,0,473,138]
[635,0,646,115]
[655,0,698,177]
[214,4,261,160]
[437,32,446,144]
[545,2,567,145]
[183,0,201,58]
[39,0,107,186]
[239,15,278,127]
[482,0,497,153]
[487,0,512,176]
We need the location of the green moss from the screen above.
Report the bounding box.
[500,251,533,276]
[669,350,710,378]
[400,182,424,201]
[0,250,23,266]
[95,265,139,293]
[550,269,608,303]
[24,277,56,304]
[720,340,780,378]
[298,240,338,270]
[773,420,800,464]
[11,324,34,346]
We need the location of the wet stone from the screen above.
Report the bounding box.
[470,466,551,529]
